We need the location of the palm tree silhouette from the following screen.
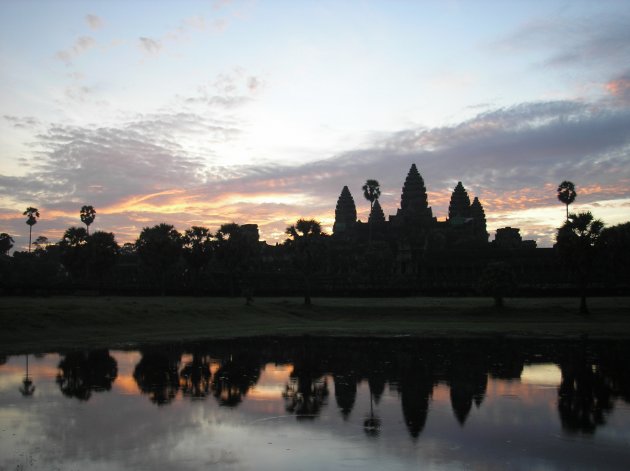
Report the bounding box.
[285,219,323,305]
[557,181,577,222]
[80,205,96,235]
[19,355,35,397]
[23,207,39,253]
[556,211,604,314]
[362,179,381,243]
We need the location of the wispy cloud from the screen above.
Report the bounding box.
[496,13,630,72]
[138,37,162,55]
[85,14,103,30]
[3,115,41,129]
[55,36,96,65]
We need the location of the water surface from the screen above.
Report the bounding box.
[1,338,629,470]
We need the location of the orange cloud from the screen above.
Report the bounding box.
[606,77,630,97]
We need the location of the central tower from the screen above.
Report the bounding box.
[394,163,434,228]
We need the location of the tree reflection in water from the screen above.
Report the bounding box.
[133,347,181,405]
[558,341,614,434]
[283,347,329,420]
[179,350,212,399]
[46,337,630,441]
[212,354,261,407]
[20,354,36,397]
[56,350,117,401]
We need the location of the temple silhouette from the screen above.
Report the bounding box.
[5,163,626,297]
[333,163,493,249]
[323,163,539,283]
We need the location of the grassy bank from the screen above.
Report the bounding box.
[2,296,630,354]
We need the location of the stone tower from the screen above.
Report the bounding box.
[333,186,357,234]
[368,199,386,224]
[396,163,434,226]
[470,197,489,242]
[448,182,472,220]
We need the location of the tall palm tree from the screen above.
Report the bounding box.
[557,181,577,222]
[80,205,96,235]
[556,211,604,314]
[23,207,40,253]
[362,179,381,243]
[285,219,323,305]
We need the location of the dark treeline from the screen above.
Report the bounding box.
[2,172,629,301]
[45,337,630,438]
[1,217,629,300]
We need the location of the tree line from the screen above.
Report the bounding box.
[1,181,629,307]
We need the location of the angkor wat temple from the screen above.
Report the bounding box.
[322,163,548,289]
[5,163,623,297]
[333,163,492,249]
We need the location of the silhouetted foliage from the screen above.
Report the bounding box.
[0,233,14,255]
[182,226,214,292]
[56,350,118,401]
[133,348,181,405]
[558,344,614,434]
[285,219,325,305]
[556,211,604,314]
[59,226,89,279]
[212,355,261,407]
[179,350,212,399]
[597,222,630,287]
[136,223,183,294]
[284,352,329,420]
[478,261,517,308]
[87,231,119,287]
[32,236,49,253]
[80,205,96,235]
[214,223,260,297]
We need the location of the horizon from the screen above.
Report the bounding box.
[2,0,629,250]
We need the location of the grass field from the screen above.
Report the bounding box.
[2,296,630,354]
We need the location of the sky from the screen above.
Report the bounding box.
[1,0,629,250]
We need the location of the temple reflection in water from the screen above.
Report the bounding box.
[0,337,630,469]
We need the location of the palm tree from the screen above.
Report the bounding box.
[557,181,577,222]
[23,207,40,253]
[556,211,604,314]
[59,227,89,279]
[285,219,323,305]
[362,179,381,243]
[19,354,35,397]
[80,205,96,235]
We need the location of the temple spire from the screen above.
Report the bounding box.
[400,164,429,211]
[448,182,471,220]
[333,186,357,234]
[396,163,433,226]
[369,199,386,224]
[470,196,488,241]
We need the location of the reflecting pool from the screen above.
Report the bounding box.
[1,338,630,470]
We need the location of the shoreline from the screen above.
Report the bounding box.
[2,296,630,355]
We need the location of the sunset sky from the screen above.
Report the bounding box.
[1,0,629,250]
